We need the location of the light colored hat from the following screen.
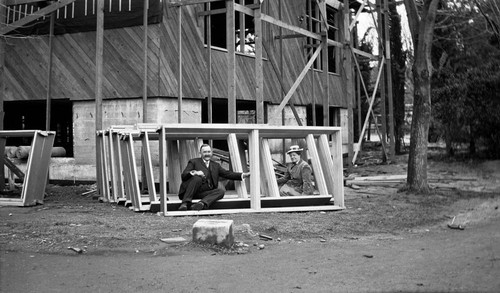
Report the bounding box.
[286,145,303,154]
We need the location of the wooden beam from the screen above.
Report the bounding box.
[238,0,246,54]
[254,1,264,123]
[227,133,248,198]
[159,126,168,214]
[384,0,395,160]
[344,0,355,164]
[321,1,329,127]
[260,13,322,42]
[143,0,149,123]
[168,0,220,6]
[0,0,6,190]
[271,45,322,118]
[177,6,183,123]
[306,134,328,195]
[45,12,55,131]
[197,7,226,17]
[95,0,104,195]
[274,34,306,40]
[352,47,377,59]
[349,0,366,31]
[260,138,279,197]
[0,0,77,35]
[226,0,236,124]
[6,0,46,5]
[248,129,260,210]
[206,2,213,124]
[141,133,158,203]
[234,3,254,17]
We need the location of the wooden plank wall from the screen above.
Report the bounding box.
[3,0,347,108]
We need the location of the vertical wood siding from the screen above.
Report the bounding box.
[4,0,347,108]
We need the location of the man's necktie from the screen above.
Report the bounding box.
[205,161,213,189]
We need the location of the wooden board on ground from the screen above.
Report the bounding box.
[164,195,333,211]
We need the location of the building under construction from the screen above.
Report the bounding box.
[0,0,394,182]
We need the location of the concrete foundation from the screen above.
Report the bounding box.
[192,219,234,248]
[73,97,201,165]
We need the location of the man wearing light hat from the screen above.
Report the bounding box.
[277,145,315,196]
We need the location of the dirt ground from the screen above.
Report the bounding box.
[1,154,500,292]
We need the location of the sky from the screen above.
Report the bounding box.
[355,2,412,55]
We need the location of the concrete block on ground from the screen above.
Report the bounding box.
[192,219,234,248]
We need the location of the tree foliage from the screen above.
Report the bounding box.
[431,0,500,158]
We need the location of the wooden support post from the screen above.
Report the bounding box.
[159,126,168,214]
[177,6,183,123]
[317,134,335,197]
[0,0,4,191]
[125,134,142,210]
[330,131,344,207]
[95,0,104,195]
[239,0,245,53]
[343,0,354,163]
[384,0,395,160]
[227,133,248,198]
[141,0,150,193]
[248,129,260,210]
[178,139,191,170]
[206,2,213,124]
[260,138,279,197]
[45,12,55,131]
[226,0,236,124]
[142,0,149,123]
[321,1,329,127]
[120,136,132,205]
[167,140,181,194]
[107,131,118,202]
[101,131,111,202]
[112,131,125,201]
[236,140,249,193]
[141,133,158,203]
[95,132,104,198]
[254,1,264,123]
[376,0,387,156]
[305,134,328,195]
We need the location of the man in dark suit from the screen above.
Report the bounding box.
[178,144,250,211]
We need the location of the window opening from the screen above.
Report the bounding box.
[204,0,256,56]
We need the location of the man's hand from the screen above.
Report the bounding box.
[242,172,251,178]
[190,170,205,177]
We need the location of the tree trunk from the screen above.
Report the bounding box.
[390,4,406,155]
[405,0,439,193]
[407,62,431,192]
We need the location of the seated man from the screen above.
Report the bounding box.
[277,145,315,196]
[178,144,250,211]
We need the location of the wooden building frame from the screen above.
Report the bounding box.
[0,130,55,206]
[96,123,344,216]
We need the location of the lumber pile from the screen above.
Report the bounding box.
[345,174,478,188]
[346,174,406,187]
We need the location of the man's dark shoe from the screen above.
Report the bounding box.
[191,202,205,211]
[178,203,188,211]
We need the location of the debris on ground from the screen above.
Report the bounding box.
[159,237,187,243]
[67,247,83,254]
[259,234,273,241]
